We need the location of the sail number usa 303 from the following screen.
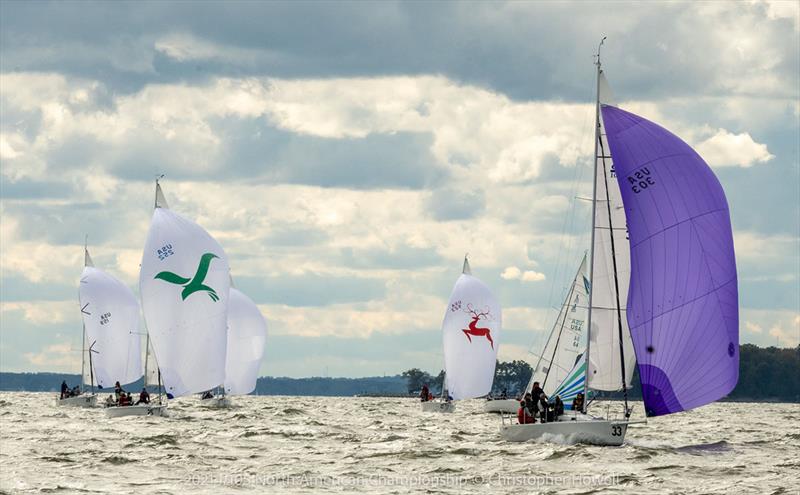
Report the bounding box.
[627,166,655,193]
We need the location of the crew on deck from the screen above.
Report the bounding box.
[553,395,565,417]
[114,381,125,401]
[537,392,549,423]
[419,384,430,402]
[572,392,585,412]
[136,388,151,405]
[517,399,535,424]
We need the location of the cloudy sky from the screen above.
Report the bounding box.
[1,1,798,378]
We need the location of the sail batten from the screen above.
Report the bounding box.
[601,103,739,417]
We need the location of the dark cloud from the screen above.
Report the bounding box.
[338,244,443,270]
[235,272,386,307]
[2,201,135,246]
[0,275,76,302]
[424,187,485,221]
[2,2,796,102]
[0,176,75,199]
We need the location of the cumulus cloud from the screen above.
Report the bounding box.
[695,129,775,167]
[501,266,546,282]
[741,309,800,347]
[23,343,76,368]
[0,1,797,376]
[745,321,764,334]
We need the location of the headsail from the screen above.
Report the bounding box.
[442,258,501,400]
[79,249,143,388]
[551,353,586,409]
[139,183,230,398]
[601,104,739,417]
[529,254,589,396]
[587,71,636,391]
[144,339,160,387]
[224,287,268,395]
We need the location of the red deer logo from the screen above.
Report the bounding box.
[462,303,494,349]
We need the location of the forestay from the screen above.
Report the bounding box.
[530,255,590,396]
[588,72,636,391]
[601,104,739,417]
[442,259,501,400]
[139,184,231,398]
[224,287,268,395]
[79,250,143,388]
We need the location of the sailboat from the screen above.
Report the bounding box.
[201,283,268,408]
[423,256,502,412]
[72,240,144,412]
[501,39,739,445]
[138,179,231,404]
[57,243,105,408]
[487,254,590,414]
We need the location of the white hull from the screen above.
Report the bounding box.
[55,394,97,408]
[105,403,168,418]
[420,401,455,413]
[483,399,518,413]
[201,396,232,408]
[500,414,629,446]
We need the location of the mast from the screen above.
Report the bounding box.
[593,46,630,417]
[80,235,88,393]
[81,324,86,393]
[150,176,165,404]
[583,37,605,413]
[143,334,150,391]
[88,341,96,394]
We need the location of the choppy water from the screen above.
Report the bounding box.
[0,393,797,494]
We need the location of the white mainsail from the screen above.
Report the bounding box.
[529,254,589,396]
[442,257,502,400]
[587,71,636,391]
[79,248,143,389]
[139,182,231,398]
[224,287,268,395]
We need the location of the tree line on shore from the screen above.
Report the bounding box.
[1,344,797,401]
[400,344,800,402]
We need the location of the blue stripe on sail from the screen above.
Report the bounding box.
[556,379,584,398]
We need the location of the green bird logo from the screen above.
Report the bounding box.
[154,252,221,301]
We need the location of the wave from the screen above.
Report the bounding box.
[277,407,305,416]
[674,440,731,455]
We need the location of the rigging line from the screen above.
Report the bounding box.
[542,264,581,391]
[535,72,596,357]
[597,106,630,416]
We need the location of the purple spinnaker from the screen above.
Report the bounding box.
[600,105,739,417]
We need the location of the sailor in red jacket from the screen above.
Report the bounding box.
[517,400,535,424]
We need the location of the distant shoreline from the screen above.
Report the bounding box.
[0,371,797,403]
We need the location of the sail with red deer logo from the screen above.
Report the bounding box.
[442,257,502,400]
